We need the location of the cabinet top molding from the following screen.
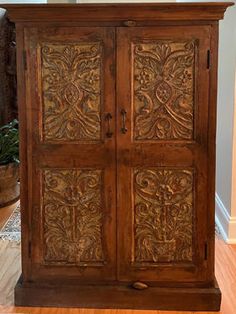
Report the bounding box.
[0,2,233,23]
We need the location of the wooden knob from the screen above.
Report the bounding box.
[132,281,148,290]
[123,20,136,27]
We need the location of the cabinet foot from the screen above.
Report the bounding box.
[15,276,221,311]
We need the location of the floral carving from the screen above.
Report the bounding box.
[42,169,104,265]
[41,43,102,142]
[134,168,193,263]
[133,41,195,140]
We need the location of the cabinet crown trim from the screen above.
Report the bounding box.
[1,2,234,23]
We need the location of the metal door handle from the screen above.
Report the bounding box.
[105,113,113,138]
[121,109,128,134]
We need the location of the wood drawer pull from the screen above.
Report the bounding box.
[123,20,136,27]
[132,282,148,290]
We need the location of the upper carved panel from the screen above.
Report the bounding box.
[41,43,102,142]
[134,168,193,263]
[133,40,195,141]
[42,169,104,265]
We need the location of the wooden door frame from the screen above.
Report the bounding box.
[116,25,212,284]
[23,26,117,283]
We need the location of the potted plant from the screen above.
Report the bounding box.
[0,119,19,208]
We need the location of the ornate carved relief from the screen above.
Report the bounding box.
[0,10,17,126]
[133,41,195,140]
[42,169,104,265]
[41,43,102,142]
[134,168,193,263]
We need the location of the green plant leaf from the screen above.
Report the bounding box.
[0,119,19,165]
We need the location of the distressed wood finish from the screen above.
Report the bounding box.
[134,168,193,263]
[24,26,117,283]
[41,42,102,142]
[133,40,195,140]
[42,169,104,265]
[0,9,17,126]
[1,1,233,311]
[1,3,232,22]
[117,25,211,284]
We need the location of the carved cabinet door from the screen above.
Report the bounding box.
[23,27,117,282]
[117,26,211,283]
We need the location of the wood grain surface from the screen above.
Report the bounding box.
[1,2,234,311]
[1,3,234,23]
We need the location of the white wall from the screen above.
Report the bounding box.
[215,4,236,243]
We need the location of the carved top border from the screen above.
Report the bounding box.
[1,2,234,23]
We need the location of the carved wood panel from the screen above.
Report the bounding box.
[133,168,193,263]
[41,43,102,142]
[42,169,105,266]
[0,10,17,126]
[133,40,195,140]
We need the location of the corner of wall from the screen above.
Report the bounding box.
[215,5,236,245]
[215,193,236,244]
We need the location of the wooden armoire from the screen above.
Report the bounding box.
[2,1,233,311]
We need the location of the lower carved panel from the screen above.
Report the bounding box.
[133,168,194,263]
[42,168,104,266]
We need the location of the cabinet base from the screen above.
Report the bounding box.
[15,276,221,311]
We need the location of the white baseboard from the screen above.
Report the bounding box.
[215,193,236,244]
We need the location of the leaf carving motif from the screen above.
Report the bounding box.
[43,169,104,265]
[41,43,102,141]
[134,168,193,263]
[133,41,195,140]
